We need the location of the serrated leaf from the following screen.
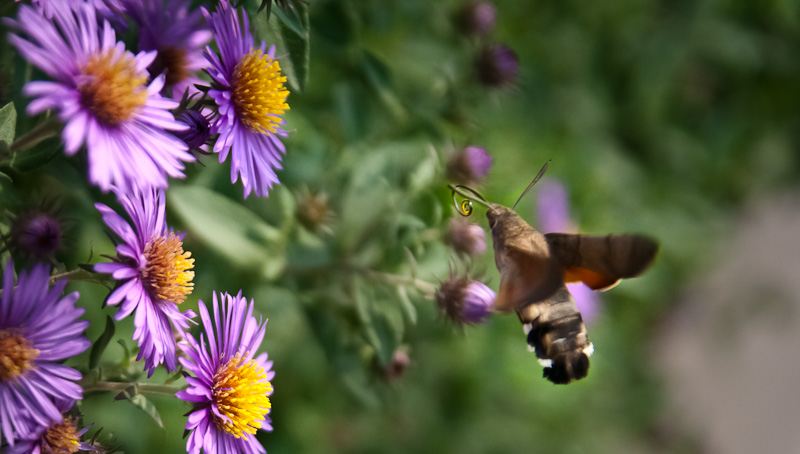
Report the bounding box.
[128,394,164,429]
[168,185,284,271]
[0,102,16,147]
[89,316,116,369]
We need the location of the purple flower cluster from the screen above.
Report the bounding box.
[5,0,291,199]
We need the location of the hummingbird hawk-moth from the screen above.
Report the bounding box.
[450,163,658,384]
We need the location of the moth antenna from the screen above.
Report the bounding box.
[449,184,490,216]
[512,161,550,211]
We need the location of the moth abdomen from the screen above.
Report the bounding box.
[519,287,594,384]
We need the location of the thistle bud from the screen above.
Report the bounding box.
[383,350,411,380]
[446,218,486,257]
[436,275,495,325]
[455,2,497,37]
[446,146,493,186]
[475,44,519,87]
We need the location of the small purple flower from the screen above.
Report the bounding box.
[177,291,274,454]
[447,146,493,186]
[94,189,196,376]
[536,179,599,322]
[446,217,486,257]
[6,399,96,454]
[0,260,90,446]
[475,44,519,87]
[455,1,496,36]
[203,0,291,198]
[121,0,212,98]
[5,3,194,195]
[436,275,496,325]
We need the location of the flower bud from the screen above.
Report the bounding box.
[9,210,63,260]
[446,218,486,257]
[475,44,519,87]
[455,2,496,37]
[436,275,495,325]
[175,110,210,149]
[446,145,492,186]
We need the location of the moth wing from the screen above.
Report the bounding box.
[493,245,562,312]
[545,233,658,291]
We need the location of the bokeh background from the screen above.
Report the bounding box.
[3,0,800,453]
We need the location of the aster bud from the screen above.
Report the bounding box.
[446,145,493,186]
[9,210,63,260]
[455,2,497,37]
[446,218,486,257]
[475,44,519,87]
[436,275,495,325]
[175,110,210,149]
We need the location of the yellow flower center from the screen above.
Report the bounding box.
[42,416,82,454]
[142,232,195,304]
[0,328,39,381]
[231,49,290,134]
[78,49,148,127]
[212,353,272,438]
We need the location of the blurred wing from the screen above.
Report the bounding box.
[493,246,562,312]
[545,233,658,291]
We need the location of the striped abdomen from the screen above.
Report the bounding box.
[518,286,594,384]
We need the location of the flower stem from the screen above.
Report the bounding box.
[365,270,437,297]
[80,380,181,396]
[10,117,61,153]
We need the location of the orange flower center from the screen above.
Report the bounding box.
[142,232,195,304]
[79,49,148,126]
[0,328,39,381]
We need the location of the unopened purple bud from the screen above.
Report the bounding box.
[455,2,497,36]
[475,44,519,87]
[175,110,210,149]
[446,218,486,257]
[436,276,495,325]
[10,212,62,259]
[447,146,493,186]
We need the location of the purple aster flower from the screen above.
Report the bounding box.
[436,274,496,325]
[177,291,274,454]
[5,3,195,195]
[446,145,493,186]
[475,44,519,87]
[536,179,599,322]
[121,0,212,99]
[94,189,196,376]
[0,260,90,447]
[455,1,496,37]
[203,0,291,198]
[6,399,96,453]
[446,217,486,257]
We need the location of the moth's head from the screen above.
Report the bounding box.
[542,345,593,385]
[486,203,513,230]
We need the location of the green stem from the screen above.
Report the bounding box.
[365,270,437,297]
[80,380,182,396]
[10,117,61,153]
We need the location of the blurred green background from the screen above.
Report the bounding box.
[4,0,800,452]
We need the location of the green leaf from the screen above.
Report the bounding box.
[89,316,116,370]
[397,284,418,325]
[168,185,285,274]
[128,393,164,429]
[275,2,310,92]
[360,51,406,120]
[0,102,16,148]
